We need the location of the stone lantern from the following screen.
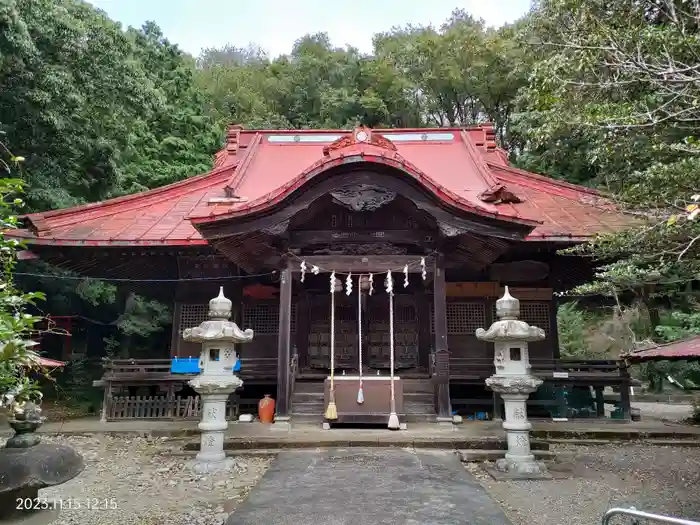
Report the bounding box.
[475,286,548,478]
[183,287,254,473]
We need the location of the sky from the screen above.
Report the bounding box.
[90,0,532,58]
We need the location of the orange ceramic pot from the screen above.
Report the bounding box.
[258,395,275,423]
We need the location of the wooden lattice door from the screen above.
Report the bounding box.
[367,293,419,370]
[307,294,358,369]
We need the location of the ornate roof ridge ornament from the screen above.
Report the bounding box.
[478,184,522,204]
[322,126,398,157]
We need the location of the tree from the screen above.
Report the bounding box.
[517,0,700,312]
[0,0,221,211]
[195,31,425,130]
[374,10,531,148]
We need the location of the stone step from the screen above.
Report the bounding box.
[291,414,324,424]
[404,405,436,415]
[456,449,561,462]
[292,392,324,403]
[292,403,326,415]
[293,382,325,394]
[401,379,433,393]
[404,414,438,423]
[404,392,433,400]
[290,414,439,425]
[293,401,434,414]
[185,437,549,451]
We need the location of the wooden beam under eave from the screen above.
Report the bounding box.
[289,229,434,247]
[292,255,435,274]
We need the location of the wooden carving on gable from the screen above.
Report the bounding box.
[322,126,398,157]
[330,184,397,212]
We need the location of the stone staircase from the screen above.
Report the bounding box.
[402,378,437,423]
[290,381,326,424]
[290,378,436,424]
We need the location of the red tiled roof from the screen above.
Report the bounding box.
[626,336,700,361]
[33,356,66,368]
[11,125,632,246]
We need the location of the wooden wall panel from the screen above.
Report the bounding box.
[170,299,298,359]
[428,293,557,360]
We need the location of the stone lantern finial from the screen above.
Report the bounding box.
[208,286,232,319]
[496,285,519,320]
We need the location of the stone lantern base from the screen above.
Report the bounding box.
[188,376,242,474]
[493,457,549,478]
[487,375,551,480]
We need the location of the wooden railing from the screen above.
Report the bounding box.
[239,357,278,382]
[447,356,635,420]
[96,357,279,420]
[447,357,631,385]
[105,395,238,420]
[100,359,174,383]
[96,357,279,384]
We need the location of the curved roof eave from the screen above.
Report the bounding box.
[22,163,237,236]
[189,150,542,229]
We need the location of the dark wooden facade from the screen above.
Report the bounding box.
[149,176,616,422]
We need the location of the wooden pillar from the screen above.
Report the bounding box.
[549,295,561,358]
[594,387,605,418]
[100,383,112,423]
[433,253,452,420]
[276,260,293,420]
[415,286,431,370]
[169,302,183,358]
[619,361,632,420]
[296,288,310,370]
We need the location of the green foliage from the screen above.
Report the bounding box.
[516,0,700,302]
[374,10,532,147]
[655,309,700,342]
[557,302,593,358]
[556,301,641,358]
[0,0,221,212]
[195,33,424,130]
[0,153,47,414]
[194,11,531,136]
[116,294,171,337]
[54,352,104,413]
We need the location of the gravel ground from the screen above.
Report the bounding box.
[467,444,700,525]
[7,435,272,525]
[633,401,694,422]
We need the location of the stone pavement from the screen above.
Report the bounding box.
[225,448,512,525]
[6,417,700,443]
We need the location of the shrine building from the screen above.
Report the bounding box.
[10,125,635,423]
